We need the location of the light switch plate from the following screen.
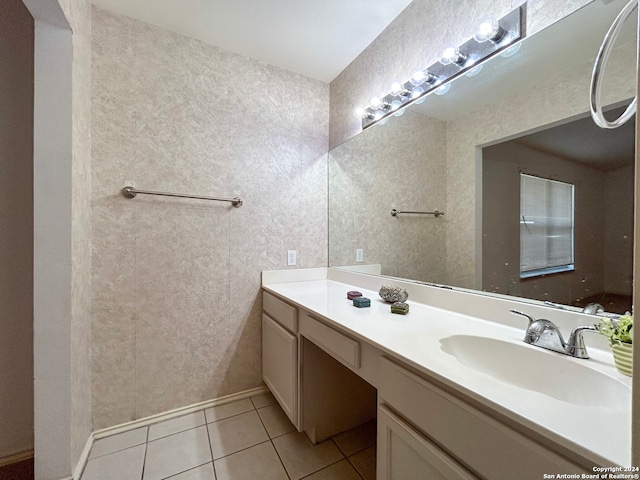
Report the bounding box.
[356,248,364,262]
[287,250,296,266]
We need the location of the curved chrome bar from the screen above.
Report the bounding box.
[590,0,638,129]
[122,186,243,208]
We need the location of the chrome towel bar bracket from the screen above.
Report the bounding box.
[122,186,243,208]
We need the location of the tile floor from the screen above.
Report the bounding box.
[81,392,376,480]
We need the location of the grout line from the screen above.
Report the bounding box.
[86,439,148,461]
[269,437,292,480]
[203,414,218,479]
[147,419,207,444]
[160,461,212,480]
[139,427,150,480]
[253,402,292,479]
[345,455,366,480]
[298,458,346,480]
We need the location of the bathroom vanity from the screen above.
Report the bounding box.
[262,268,631,480]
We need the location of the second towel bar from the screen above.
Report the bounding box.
[391,209,444,218]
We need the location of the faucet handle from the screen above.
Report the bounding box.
[566,325,598,359]
[509,309,535,328]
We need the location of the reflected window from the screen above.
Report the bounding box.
[520,174,575,278]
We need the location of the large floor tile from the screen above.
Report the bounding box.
[82,444,146,480]
[207,410,269,459]
[148,411,206,441]
[257,404,295,438]
[349,446,376,480]
[332,421,376,457]
[250,392,276,409]
[272,431,344,480]
[214,441,288,480]
[143,426,212,480]
[168,463,216,480]
[90,427,148,459]
[301,459,362,480]
[204,398,254,423]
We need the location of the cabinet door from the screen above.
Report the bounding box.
[262,313,298,427]
[377,405,477,480]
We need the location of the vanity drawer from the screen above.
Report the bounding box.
[299,312,360,369]
[263,291,297,333]
[379,357,588,479]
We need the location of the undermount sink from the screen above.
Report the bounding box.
[440,335,631,410]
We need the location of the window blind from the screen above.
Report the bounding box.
[520,174,574,276]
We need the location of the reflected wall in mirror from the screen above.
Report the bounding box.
[328,0,637,313]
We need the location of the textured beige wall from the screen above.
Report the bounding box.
[57,0,94,465]
[329,0,592,150]
[329,110,447,282]
[91,7,329,429]
[0,0,34,460]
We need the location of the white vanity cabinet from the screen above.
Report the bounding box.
[262,278,615,479]
[378,357,590,480]
[262,291,299,428]
[377,404,476,480]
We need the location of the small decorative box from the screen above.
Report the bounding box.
[391,302,409,315]
[347,291,363,300]
[353,297,371,308]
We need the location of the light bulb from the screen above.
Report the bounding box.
[390,79,406,96]
[373,110,384,121]
[354,105,367,118]
[370,96,383,110]
[474,15,504,43]
[439,44,467,66]
[379,118,389,125]
[409,69,427,86]
[393,107,406,117]
[415,96,427,105]
[390,99,403,111]
[435,83,451,96]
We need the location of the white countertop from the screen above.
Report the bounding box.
[262,273,632,468]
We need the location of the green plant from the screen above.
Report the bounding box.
[594,314,633,344]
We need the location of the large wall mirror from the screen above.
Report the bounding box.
[328,0,637,314]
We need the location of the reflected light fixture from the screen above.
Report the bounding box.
[354,5,524,129]
[435,83,451,95]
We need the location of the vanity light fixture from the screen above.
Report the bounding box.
[355,5,524,129]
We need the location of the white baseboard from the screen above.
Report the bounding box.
[93,386,269,440]
[71,386,269,478]
[0,449,34,468]
[71,431,94,480]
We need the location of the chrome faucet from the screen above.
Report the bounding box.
[509,309,598,359]
[543,300,604,315]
